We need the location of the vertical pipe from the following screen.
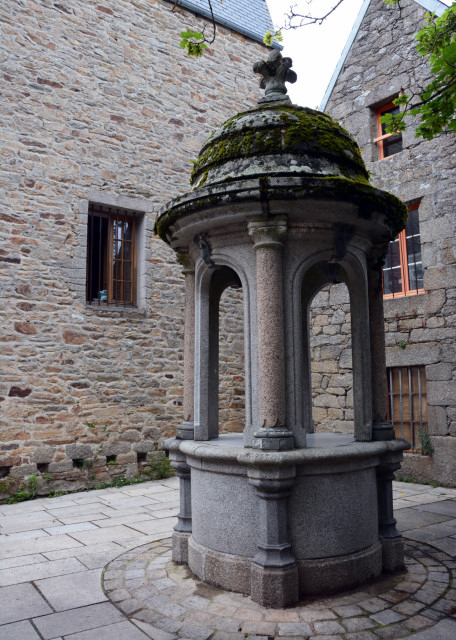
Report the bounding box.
[408,367,414,451]
[399,368,403,439]
[418,366,423,434]
[98,211,102,306]
[389,368,394,427]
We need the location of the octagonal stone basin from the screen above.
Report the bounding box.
[173,433,396,598]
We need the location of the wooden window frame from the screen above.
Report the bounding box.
[374,101,403,160]
[86,204,138,307]
[383,202,424,299]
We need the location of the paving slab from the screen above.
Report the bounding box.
[35,568,107,611]
[0,557,87,587]
[33,602,125,639]
[63,620,151,639]
[0,583,52,625]
[0,619,42,640]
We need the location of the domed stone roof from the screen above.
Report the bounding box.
[190,103,370,190]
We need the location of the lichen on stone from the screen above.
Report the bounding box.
[190,104,369,188]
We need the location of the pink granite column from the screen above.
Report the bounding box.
[176,250,195,440]
[248,217,293,450]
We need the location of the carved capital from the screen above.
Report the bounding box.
[248,216,287,250]
[176,249,195,275]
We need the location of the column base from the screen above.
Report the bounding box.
[372,421,395,441]
[250,562,299,608]
[176,421,194,440]
[172,530,191,564]
[381,535,405,573]
[253,428,294,451]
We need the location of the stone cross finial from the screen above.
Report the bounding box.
[253,50,297,104]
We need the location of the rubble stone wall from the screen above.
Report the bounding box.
[323,0,456,486]
[0,0,268,495]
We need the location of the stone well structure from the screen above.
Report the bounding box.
[156,52,409,608]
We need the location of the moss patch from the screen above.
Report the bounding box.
[190,104,369,187]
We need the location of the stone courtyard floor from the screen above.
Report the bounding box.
[0,478,455,640]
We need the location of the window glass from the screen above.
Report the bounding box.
[383,238,402,295]
[86,205,137,306]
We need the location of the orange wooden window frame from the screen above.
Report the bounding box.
[374,102,403,160]
[383,202,424,299]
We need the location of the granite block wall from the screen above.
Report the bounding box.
[322,0,456,486]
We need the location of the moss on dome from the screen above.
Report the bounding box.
[190,104,369,187]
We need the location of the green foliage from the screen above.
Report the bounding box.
[383,4,456,139]
[142,456,172,480]
[398,339,409,349]
[179,30,207,57]
[263,29,283,46]
[0,476,15,494]
[6,474,39,504]
[419,431,434,456]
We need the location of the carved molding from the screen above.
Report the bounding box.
[176,249,195,275]
[248,216,287,250]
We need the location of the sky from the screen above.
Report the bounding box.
[265,0,452,110]
[265,0,366,109]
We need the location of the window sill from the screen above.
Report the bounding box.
[383,289,425,300]
[85,302,147,317]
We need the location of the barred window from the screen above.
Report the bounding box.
[86,203,138,306]
[387,366,429,453]
[383,202,424,298]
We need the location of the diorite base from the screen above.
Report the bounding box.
[297,542,383,597]
[250,562,299,608]
[381,536,405,573]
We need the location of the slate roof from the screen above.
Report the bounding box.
[174,0,274,45]
[320,0,449,111]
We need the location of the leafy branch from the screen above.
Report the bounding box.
[174,0,216,57]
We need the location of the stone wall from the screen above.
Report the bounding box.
[323,0,456,486]
[219,286,245,433]
[0,0,268,495]
[310,285,353,435]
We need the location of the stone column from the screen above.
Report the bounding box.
[168,442,192,564]
[377,456,404,572]
[248,217,293,450]
[368,258,395,441]
[176,250,195,440]
[248,467,298,607]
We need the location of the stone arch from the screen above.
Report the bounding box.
[291,250,372,443]
[194,261,247,441]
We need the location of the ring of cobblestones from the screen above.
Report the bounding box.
[102,538,456,640]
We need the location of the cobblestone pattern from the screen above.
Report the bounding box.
[103,538,456,639]
[319,0,456,485]
[0,0,267,493]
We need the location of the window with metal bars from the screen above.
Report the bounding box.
[86,203,138,306]
[386,365,428,453]
[374,101,403,159]
[383,202,424,298]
